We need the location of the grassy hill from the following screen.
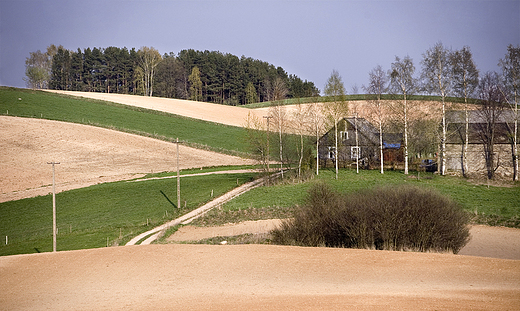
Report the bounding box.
[0,87,252,157]
[0,170,258,256]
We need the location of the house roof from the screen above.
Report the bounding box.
[322,117,402,148]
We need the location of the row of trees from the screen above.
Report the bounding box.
[360,43,518,180]
[246,43,518,182]
[24,46,319,105]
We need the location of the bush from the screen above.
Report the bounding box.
[271,183,470,253]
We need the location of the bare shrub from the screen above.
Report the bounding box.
[271,183,470,253]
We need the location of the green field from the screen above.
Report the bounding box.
[0,87,251,156]
[206,169,520,227]
[0,171,258,256]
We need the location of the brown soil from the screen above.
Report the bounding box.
[0,116,254,202]
[1,244,518,311]
[169,220,520,260]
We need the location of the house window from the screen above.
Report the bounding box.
[351,146,360,159]
[328,146,336,159]
[339,131,348,140]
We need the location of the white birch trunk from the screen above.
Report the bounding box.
[404,94,409,175]
[335,121,338,179]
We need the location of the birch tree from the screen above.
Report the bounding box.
[307,96,324,175]
[138,46,162,96]
[421,42,453,176]
[292,98,309,178]
[363,65,388,174]
[269,77,288,178]
[323,70,348,179]
[189,66,203,101]
[390,56,416,175]
[476,72,506,180]
[452,46,479,177]
[499,44,520,181]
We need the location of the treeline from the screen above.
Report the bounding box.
[25,45,319,105]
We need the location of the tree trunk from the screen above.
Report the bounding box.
[335,122,338,179]
[404,93,409,175]
[441,96,446,175]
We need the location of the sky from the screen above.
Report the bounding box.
[1,0,519,94]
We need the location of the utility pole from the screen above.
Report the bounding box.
[47,161,60,252]
[263,115,273,186]
[176,138,180,209]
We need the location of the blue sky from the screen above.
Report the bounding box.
[1,0,518,94]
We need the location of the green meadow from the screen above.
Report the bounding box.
[205,169,520,227]
[0,172,257,256]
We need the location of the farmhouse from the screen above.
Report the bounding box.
[318,117,403,168]
[445,110,516,178]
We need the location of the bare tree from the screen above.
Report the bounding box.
[499,44,520,181]
[323,70,348,179]
[363,65,388,174]
[138,46,162,96]
[268,77,288,178]
[291,99,310,177]
[476,72,506,180]
[452,46,479,177]
[307,96,325,175]
[390,56,416,175]
[421,42,453,176]
[244,112,270,175]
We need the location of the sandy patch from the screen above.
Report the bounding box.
[168,219,284,242]
[0,116,253,202]
[169,220,520,260]
[0,244,518,311]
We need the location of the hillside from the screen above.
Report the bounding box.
[45,90,264,128]
[0,116,254,202]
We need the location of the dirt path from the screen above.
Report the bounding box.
[1,244,518,311]
[0,116,254,202]
[125,176,267,245]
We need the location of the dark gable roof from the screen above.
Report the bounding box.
[324,117,402,148]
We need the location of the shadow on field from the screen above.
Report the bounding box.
[160,190,177,208]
